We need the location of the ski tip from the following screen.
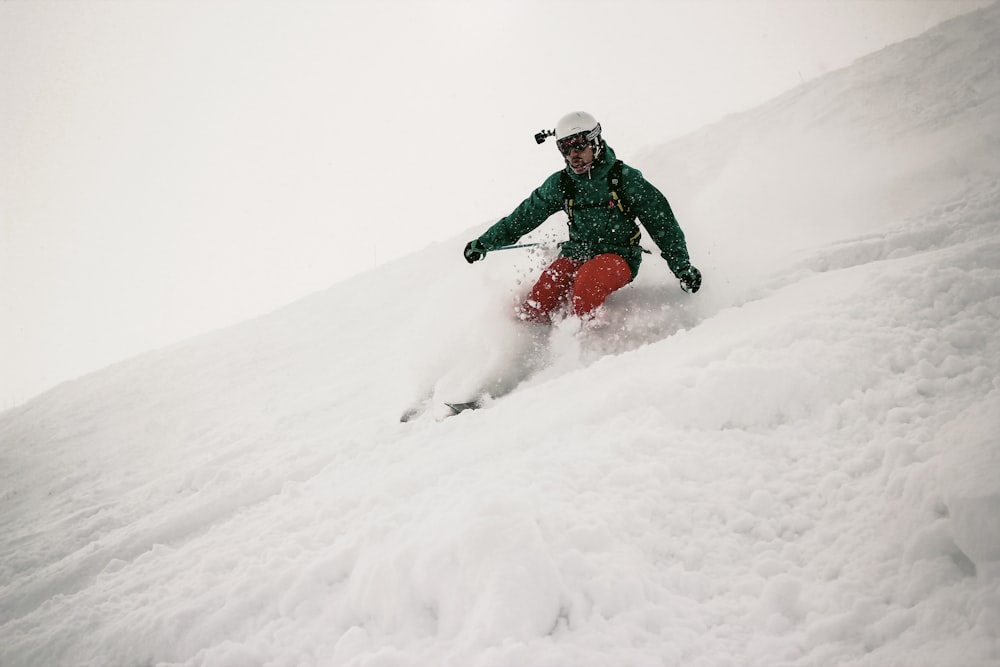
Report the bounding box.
[400,405,426,422]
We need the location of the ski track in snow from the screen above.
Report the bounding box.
[2,6,1000,667]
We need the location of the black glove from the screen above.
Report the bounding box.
[678,265,702,293]
[464,239,487,264]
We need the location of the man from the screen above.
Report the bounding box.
[464,111,701,324]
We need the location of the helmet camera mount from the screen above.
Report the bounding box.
[534,129,556,144]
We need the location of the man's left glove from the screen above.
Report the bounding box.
[678,265,702,293]
[464,239,487,264]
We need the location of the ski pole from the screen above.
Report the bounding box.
[493,241,562,251]
[494,241,653,254]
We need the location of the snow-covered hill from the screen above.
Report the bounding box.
[2,5,999,666]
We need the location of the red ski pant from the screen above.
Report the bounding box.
[519,253,633,323]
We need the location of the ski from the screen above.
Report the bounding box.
[400,398,483,422]
[443,400,482,415]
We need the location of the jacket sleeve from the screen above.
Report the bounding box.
[477,172,565,250]
[625,166,692,277]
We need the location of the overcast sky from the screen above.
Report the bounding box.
[1,0,991,408]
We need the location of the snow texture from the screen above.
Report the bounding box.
[2,6,1000,667]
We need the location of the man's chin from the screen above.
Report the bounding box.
[570,162,592,175]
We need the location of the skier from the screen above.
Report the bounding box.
[464,111,701,323]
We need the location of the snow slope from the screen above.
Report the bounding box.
[2,5,999,666]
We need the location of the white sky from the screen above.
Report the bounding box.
[0,0,991,408]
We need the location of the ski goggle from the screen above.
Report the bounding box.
[557,133,591,156]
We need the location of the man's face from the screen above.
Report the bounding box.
[566,144,595,174]
[558,133,595,174]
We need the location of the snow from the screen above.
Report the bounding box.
[2,5,1000,666]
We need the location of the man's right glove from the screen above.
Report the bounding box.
[464,239,487,264]
[678,265,702,293]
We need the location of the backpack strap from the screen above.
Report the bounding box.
[607,159,634,221]
[609,159,643,247]
[559,170,576,225]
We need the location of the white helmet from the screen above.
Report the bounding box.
[554,111,603,161]
[555,111,601,141]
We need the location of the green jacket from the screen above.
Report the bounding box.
[477,143,691,279]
